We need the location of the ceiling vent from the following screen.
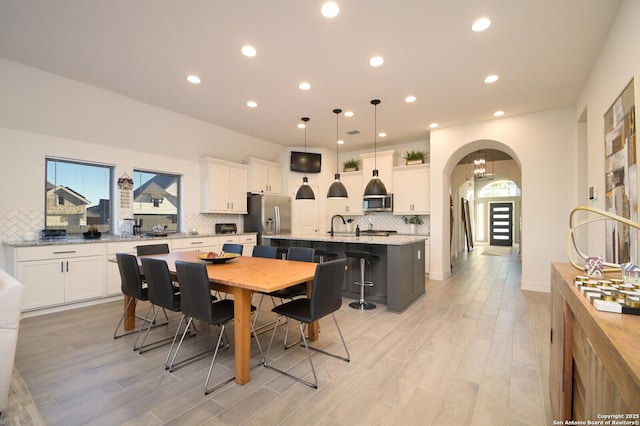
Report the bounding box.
[346,129,360,135]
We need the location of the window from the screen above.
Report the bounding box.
[133,169,181,233]
[478,180,521,198]
[45,158,113,234]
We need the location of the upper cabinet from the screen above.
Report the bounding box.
[326,171,363,215]
[393,164,430,215]
[244,158,282,194]
[360,150,400,194]
[199,157,248,214]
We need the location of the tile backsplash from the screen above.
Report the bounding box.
[2,208,45,242]
[330,212,430,235]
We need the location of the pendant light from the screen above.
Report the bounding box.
[295,117,315,200]
[327,108,348,199]
[364,99,387,197]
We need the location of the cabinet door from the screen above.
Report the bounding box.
[17,259,65,309]
[393,166,429,214]
[206,163,230,212]
[65,256,106,302]
[326,173,363,215]
[228,166,248,213]
[106,258,122,296]
[267,166,282,194]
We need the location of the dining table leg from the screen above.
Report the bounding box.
[124,296,136,330]
[233,287,252,385]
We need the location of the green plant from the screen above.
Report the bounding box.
[402,215,424,225]
[343,158,360,170]
[403,150,426,162]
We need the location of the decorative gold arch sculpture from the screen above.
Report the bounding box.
[567,205,640,273]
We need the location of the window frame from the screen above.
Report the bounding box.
[132,168,182,234]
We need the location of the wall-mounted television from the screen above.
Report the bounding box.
[290,151,321,173]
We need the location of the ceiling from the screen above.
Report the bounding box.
[0,1,621,152]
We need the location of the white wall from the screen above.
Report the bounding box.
[430,107,578,291]
[576,0,640,259]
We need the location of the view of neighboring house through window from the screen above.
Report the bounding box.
[133,170,180,234]
[45,158,113,234]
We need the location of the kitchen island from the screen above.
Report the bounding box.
[263,234,427,312]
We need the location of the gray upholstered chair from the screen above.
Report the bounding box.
[0,268,25,416]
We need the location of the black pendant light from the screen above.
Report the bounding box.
[364,99,387,197]
[327,108,348,199]
[295,117,315,200]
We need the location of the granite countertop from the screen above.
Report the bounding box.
[263,233,428,246]
[3,232,256,248]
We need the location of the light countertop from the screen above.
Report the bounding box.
[3,232,256,248]
[263,233,428,246]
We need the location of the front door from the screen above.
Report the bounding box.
[489,202,513,246]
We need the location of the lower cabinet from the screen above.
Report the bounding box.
[12,244,106,310]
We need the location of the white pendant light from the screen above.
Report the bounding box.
[327,108,348,199]
[364,99,387,197]
[295,117,315,200]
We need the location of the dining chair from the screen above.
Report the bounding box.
[136,243,170,256]
[251,245,278,259]
[221,243,243,255]
[113,253,167,346]
[251,247,314,345]
[262,258,350,388]
[138,258,197,366]
[173,261,262,394]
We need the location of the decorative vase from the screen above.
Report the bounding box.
[406,159,424,165]
[410,224,417,234]
[344,167,358,172]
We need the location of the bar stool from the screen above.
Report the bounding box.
[345,250,377,310]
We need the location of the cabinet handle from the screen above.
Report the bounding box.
[66,261,69,272]
[54,250,76,254]
[191,241,203,245]
[61,261,64,273]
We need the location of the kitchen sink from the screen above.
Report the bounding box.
[359,230,397,236]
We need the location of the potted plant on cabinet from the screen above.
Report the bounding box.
[402,215,424,234]
[343,158,360,172]
[403,150,427,165]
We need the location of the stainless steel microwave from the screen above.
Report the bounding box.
[363,194,393,212]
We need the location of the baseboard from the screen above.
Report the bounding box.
[520,279,550,293]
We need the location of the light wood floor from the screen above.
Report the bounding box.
[12,245,551,425]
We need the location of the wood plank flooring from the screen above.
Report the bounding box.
[10,245,551,425]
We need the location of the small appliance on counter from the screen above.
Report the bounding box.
[215,223,237,234]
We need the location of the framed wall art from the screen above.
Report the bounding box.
[604,78,636,263]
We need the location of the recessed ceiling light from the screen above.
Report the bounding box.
[241,45,257,57]
[246,100,258,108]
[472,18,491,32]
[297,123,306,129]
[369,56,384,67]
[337,140,344,145]
[186,75,201,84]
[405,95,417,103]
[429,123,439,129]
[493,110,504,117]
[344,111,354,117]
[378,132,387,138]
[321,2,340,18]
[484,74,499,84]
[299,82,311,90]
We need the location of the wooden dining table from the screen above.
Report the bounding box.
[128,251,318,385]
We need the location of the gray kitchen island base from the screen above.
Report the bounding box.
[264,235,426,312]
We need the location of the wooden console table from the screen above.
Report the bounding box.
[550,263,640,419]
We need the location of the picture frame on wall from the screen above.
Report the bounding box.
[604,78,636,264]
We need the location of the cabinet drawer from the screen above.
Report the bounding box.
[171,237,220,250]
[107,241,144,255]
[15,243,105,261]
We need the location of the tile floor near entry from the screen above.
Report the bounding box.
[10,244,551,425]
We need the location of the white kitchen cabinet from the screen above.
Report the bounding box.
[233,234,257,256]
[200,157,248,213]
[245,158,282,194]
[393,164,430,215]
[327,171,363,215]
[12,244,106,310]
[361,150,400,195]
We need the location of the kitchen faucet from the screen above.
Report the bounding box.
[330,214,346,237]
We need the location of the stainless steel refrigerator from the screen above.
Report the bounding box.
[244,193,291,245]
